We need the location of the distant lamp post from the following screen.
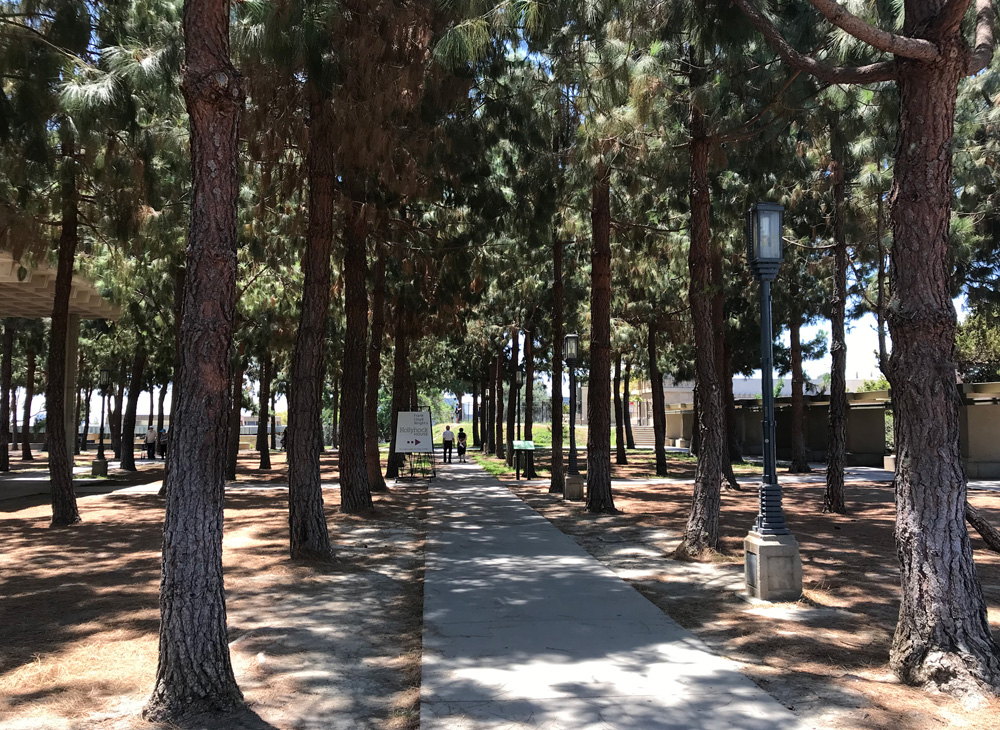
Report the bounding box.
[515,368,525,440]
[564,334,580,478]
[93,368,111,476]
[744,202,802,601]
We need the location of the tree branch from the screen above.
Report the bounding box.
[968,0,996,75]
[805,0,939,60]
[967,501,1000,553]
[732,0,898,83]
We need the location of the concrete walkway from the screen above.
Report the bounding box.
[421,461,813,729]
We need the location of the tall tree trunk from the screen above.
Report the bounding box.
[143,1,245,715]
[73,377,82,455]
[330,380,339,449]
[876,192,889,376]
[524,327,538,479]
[48,129,81,525]
[365,239,388,493]
[339,200,372,513]
[586,163,616,514]
[270,393,277,450]
[648,322,667,477]
[494,351,504,459]
[614,352,627,465]
[788,311,811,473]
[676,102,724,557]
[148,389,155,431]
[110,368,125,459]
[11,387,18,449]
[158,382,167,435]
[550,233,565,494]
[482,367,492,452]
[505,327,519,467]
[0,320,11,472]
[21,347,35,460]
[887,48,1000,694]
[524,328,535,440]
[120,350,147,472]
[257,350,271,469]
[287,77,335,559]
[81,385,92,452]
[825,145,848,513]
[623,359,635,450]
[225,358,243,481]
[385,306,408,480]
[712,241,739,496]
[471,380,480,448]
[162,265,186,494]
[723,340,742,463]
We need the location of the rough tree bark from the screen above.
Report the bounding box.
[623,359,635,450]
[142,0,246,716]
[967,502,1000,554]
[586,163,616,514]
[21,346,35,460]
[365,239,388,492]
[825,147,849,513]
[385,307,408,480]
[257,350,271,470]
[887,37,1000,695]
[788,311,811,473]
[157,382,167,436]
[614,352,627,465]
[648,322,668,477]
[47,130,81,526]
[10,388,17,451]
[523,327,538,479]
[81,384,92,452]
[481,368,490,452]
[287,76,336,559]
[0,320,11,472]
[225,358,243,481]
[120,350,147,472]
[339,200,372,512]
[471,380,480,449]
[110,369,125,459]
[550,232,565,494]
[676,101,724,557]
[494,352,504,459]
[505,327,519,467]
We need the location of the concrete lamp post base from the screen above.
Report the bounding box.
[564,474,585,501]
[744,532,802,602]
[91,458,108,477]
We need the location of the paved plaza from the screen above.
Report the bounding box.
[421,461,814,729]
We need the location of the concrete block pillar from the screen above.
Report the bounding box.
[744,532,802,602]
[64,314,79,466]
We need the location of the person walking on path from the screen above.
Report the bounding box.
[456,428,467,463]
[442,425,455,463]
[145,426,157,460]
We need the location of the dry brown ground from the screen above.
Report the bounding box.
[0,451,425,730]
[486,450,1000,730]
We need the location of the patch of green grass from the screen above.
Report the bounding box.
[472,452,514,476]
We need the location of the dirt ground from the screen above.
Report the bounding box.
[491,450,1000,730]
[5,447,1000,729]
[0,451,425,730]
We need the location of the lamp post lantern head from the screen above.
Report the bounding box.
[564,333,579,367]
[516,369,524,388]
[99,368,111,389]
[746,202,784,281]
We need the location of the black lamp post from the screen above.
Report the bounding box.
[515,368,524,441]
[97,368,111,462]
[746,202,789,535]
[564,333,580,475]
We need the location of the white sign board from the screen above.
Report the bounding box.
[395,411,433,453]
